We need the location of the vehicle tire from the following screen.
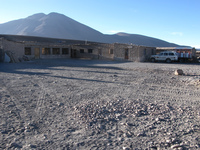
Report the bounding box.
[151,58,156,62]
[166,58,171,63]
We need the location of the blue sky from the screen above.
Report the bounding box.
[0,0,199,48]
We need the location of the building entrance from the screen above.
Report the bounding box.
[34,48,40,59]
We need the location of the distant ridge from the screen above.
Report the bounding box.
[0,12,179,47]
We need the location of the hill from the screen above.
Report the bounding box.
[0,12,179,47]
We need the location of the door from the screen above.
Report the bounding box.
[125,49,129,59]
[157,52,166,61]
[98,49,102,59]
[71,49,77,58]
[34,48,40,59]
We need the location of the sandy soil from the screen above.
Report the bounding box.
[0,59,200,150]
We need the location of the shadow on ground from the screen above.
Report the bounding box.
[0,59,128,83]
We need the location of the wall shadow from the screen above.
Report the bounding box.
[0,59,128,84]
[0,58,126,72]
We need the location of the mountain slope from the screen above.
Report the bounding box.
[106,33,178,47]
[0,12,179,47]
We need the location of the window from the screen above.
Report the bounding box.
[169,53,174,56]
[62,48,69,55]
[80,49,84,53]
[98,49,102,55]
[25,47,31,55]
[109,49,114,54]
[52,48,60,55]
[144,49,146,55]
[88,49,93,53]
[164,53,168,56]
[125,49,129,59]
[42,48,51,55]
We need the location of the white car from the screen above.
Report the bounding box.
[151,51,178,63]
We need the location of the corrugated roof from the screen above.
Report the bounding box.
[156,47,193,50]
[0,34,98,45]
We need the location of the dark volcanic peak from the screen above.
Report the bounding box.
[0,12,179,47]
[0,12,104,41]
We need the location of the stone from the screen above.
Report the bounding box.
[175,69,184,75]
[29,144,37,148]
[8,142,22,148]
[123,146,130,150]
[171,144,182,149]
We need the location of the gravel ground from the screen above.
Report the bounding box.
[0,59,200,150]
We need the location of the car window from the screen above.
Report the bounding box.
[159,53,163,56]
[169,53,174,56]
[164,53,168,56]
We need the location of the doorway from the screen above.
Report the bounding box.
[71,49,77,58]
[34,48,40,59]
[125,49,129,59]
[98,49,102,59]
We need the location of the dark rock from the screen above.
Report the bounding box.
[175,69,184,75]
[30,144,37,148]
[28,123,38,129]
[137,132,146,137]
[1,130,10,134]
[9,142,22,148]
[77,142,85,147]
[149,146,157,149]
[126,123,134,126]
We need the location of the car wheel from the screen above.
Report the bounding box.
[166,58,171,63]
[151,58,156,62]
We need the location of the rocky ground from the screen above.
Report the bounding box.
[0,59,200,150]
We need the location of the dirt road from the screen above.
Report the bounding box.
[0,59,200,149]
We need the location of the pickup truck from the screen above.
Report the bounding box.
[150,51,178,63]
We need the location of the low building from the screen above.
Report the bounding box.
[0,34,156,63]
[70,43,156,62]
[113,43,155,62]
[0,35,92,62]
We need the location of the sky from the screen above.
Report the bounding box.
[0,0,199,48]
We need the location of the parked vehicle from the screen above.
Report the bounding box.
[155,47,196,62]
[197,56,200,62]
[150,51,178,63]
